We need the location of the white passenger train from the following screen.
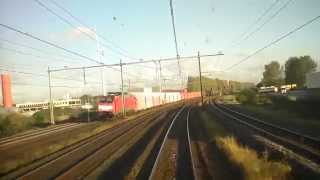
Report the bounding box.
[258,86,278,93]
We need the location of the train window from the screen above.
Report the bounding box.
[99,96,113,103]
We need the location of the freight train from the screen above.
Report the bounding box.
[96,91,200,116]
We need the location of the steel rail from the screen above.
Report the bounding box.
[17,112,158,179]
[0,123,75,142]
[215,101,320,150]
[211,100,320,167]
[56,112,169,179]
[0,123,83,147]
[1,109,159,179]
[186,107,198,180]
[148,105,186,180]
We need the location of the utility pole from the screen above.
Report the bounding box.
[48,67,55,125]
[197,51,204,105]
[128,79,131,92]
[83,67,86,86]
[158,60,162,93]
[100,68,105,96]
[82,68,90,122]
[153,60,158,81]
[120,59,125,117]
[169,0,183,91]
[95,28,106,96]
[163,78,169,103]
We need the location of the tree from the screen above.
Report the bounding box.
[285,56,317,87]
[260,61,284,86]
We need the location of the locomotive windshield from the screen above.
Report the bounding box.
[99,96,114,103]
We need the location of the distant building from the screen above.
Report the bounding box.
[306,71,320,88]
[1,74,13,108]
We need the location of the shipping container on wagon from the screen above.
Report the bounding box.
[131,91,182,110]
[180,90,201,99]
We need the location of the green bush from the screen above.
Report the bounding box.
[78,111,101,121]
[0,111,50,137]
[32,111,47,127]
[0,112,34,137]
[0,117,12,136]
[236,89,258,105]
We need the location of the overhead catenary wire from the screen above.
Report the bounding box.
[49,53,224,72]
[0,63,46,72]
[33,0,96,42]
[0,67,100,84]
[0,46,76,65]
[0,23,103,64]
[11,82,85,89]
[35,0,138,61]
[228,0,282,48]
[0,38,86,63]
[225,14,320,71]
[34,0,147,85]
[238,0,295,45]
[47,0,137,60]
[0,41,146,85]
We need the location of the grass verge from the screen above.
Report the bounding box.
[200,108,292,180]
[217,136,291,180]
[230,104,320,138]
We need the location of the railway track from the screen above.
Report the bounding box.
[187,107,216,180]
[148,105,196,180]
[211,100,320,171]
[0,103,176,149]
[0,123,84,147]
[1,108,170,180]
[55,112,170,180]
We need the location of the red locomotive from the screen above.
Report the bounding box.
[96,92,137,115]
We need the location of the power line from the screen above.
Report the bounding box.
[11,82,48,87]
[240,0,295,43]
[0,46,75,65]
[169,0,181,77]
[228,0,281,48]
[47,0,137,60]
[11,82,89,88]
[0,23,103,64]
[225,15,320,71]
[0,63,46,72]
[0,39,131,86]
[49,53,224,72]
[0,68,47,77]
[0,67,99,83]
[35,0,137,60]
[0,37,85,63]
[33,0,95,41]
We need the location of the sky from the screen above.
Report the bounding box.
[0,0,320,103]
